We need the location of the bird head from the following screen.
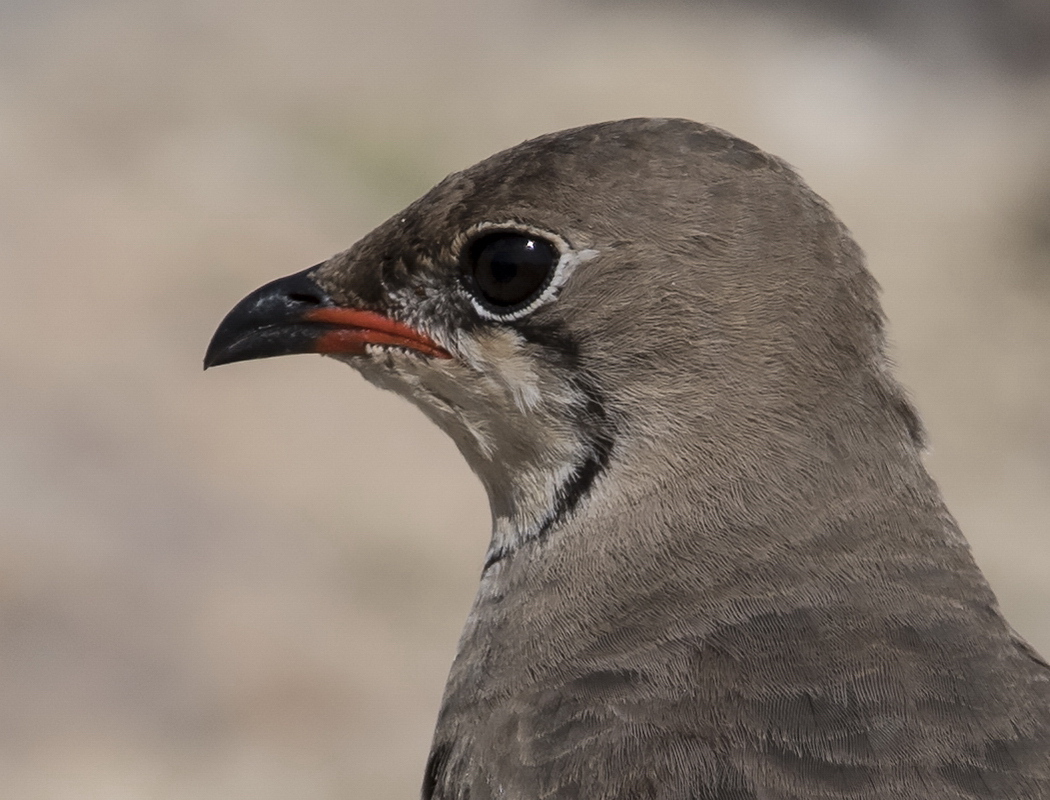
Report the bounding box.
[206,118,922,567]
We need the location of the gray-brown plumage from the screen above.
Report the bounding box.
[205,118,1050,799]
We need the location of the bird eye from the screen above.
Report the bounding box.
[462,232,559,314]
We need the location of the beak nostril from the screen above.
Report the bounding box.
[288,291,324,305]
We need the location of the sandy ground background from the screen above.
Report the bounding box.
[0,1,1048,797]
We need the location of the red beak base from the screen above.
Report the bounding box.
[306,307,451,359]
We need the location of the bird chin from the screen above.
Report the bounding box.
[329,344,445,369]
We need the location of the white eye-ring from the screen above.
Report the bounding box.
[457,221,598,322]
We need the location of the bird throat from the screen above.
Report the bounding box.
[351,326,616,570]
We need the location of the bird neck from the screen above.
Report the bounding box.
[478,423,612,570]
[438,465,995,765]
[454,402,991,686]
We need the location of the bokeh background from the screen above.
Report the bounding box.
[1,0,1048,797]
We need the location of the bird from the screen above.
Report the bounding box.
[205,118,1050,799]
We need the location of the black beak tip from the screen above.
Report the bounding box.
[203,266,332,370]
[202,331,240,370]
[202,320,262,370]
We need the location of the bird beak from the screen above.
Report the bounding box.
[203,266,451,369]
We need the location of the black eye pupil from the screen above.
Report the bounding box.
[464,232,559,312]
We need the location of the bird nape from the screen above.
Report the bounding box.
[205,118,1050,800]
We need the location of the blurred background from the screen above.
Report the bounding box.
[1,0,1048,797]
